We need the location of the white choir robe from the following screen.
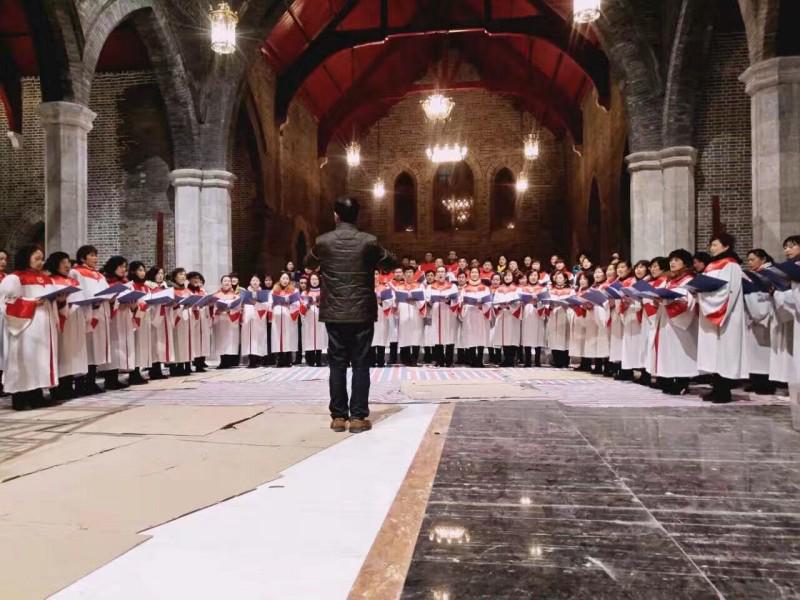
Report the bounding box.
[490,288,521,348]
[241,302,269,356]
[191,306,213,360]
[545,289,574,351]
[609,301,624,363]
[696,257,747,380]
[459,285,492,348]
[0,272,60,393]
[212,292,242,357]
[172,289,195,364]
[650,277,698,378]
[770,289,796,383]
[426,284,460,347]
[372,287,394,347]
[584,302,610,359]
[52,275,89,378]
[300,292,328,352]
[132,300,152,370]
[395,284,426,348]
[108,289,137,372]
[0,273,5,372]
[567,306,588,358]
[641,278,666,373]
[70,265,111,367]
[269,289,300,354]
[621,299,646,370]
[520,287,547,349]
[743,291,772,375]
[792,280,800,385]
[150,304,175,364]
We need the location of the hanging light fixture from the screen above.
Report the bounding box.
[573,0,601,24]
[345,141,361,167]
[426,143,468,164]
[372,177,386,199]
[421,93,455,122]
[515,172,529,193]
[523,133,540,161]
[209,2,238,55]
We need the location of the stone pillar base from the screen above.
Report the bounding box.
[791,384,800,432]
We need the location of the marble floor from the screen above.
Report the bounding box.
[1,366,798,599]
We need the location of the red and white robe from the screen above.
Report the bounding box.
[52,274,88,377]
[568,293,590,359]
[621,278,647,370]
[650,272,698,378]
[0,271,6,372]
[190,288,212,360]
[149,284,175,365]
[608,278,627,363]
[490,285,521,348]
[70,265,111,367]
[106,277,136,372]
[520,285,547,349]
[642,275,668,372]
[131,282,152,370]
[395,282,426,348]
[212,291,242,358]
[0,270,59,393]
[372,284,395,348]
[268,288,300,354]
[583,286,610,360]
[743,268,772,376]
[770,287,796,384]
[545,287,573,352]
[425,282,460,347]
[697,257,747,380]
[300,289,327,352]
[459,284,492,348]
[173,287,194,364]
[241,292,269,357]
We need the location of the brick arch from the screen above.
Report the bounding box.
[737,0,781,63]
[80,1,199,166]
[391,169,419,234]
[2,215,45,260]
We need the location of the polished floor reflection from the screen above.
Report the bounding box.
[401,401,800,599]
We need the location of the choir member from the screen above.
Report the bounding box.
[43,252,87,400]
[241,275,269,368]
[769,244,797,387]
[372,271,394,367]
[70,245,109,395]
[169,268,193,376]
[285,261,299,283]
[492,269,522,366]
[270,272,300,368]
[230,272,242,293]
[0,245,60,410]
[102,256,134,389]
[488,272,503,365]
[607,260,631,377]
[651,249,698,395]
[0,249,7,397]
[641,257,669,386]
[460,267,492,367]
[127,261,150,385]
[145,266,172,379]
[584,267,611,374]
[454,269,468,364]
[520,270,546,367]
[295,277,307,364]
[213,274,243,368]
[546,271,574,368]
[696,234,747,403]
[693,252,711,275]
[743,249,776,393]
[568,272,592,371]
[522,256,533,275]
[188,271,210,373]
[395,266,426,366]
[262,273,275,365]
[388,267,404,364]
[782,235,800,387]
[300,273,327,367]
[507,260,521,283]
[426,265,459,367]
[497,255,508,273]
[479,260,494,286]
[618,259,649,382]
[419,252,436,275]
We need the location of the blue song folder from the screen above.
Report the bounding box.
[685,274,727,293]
[178,294,202,307]
[518,292,534,304]
[395,290,425,303]
[70,297,104,307]
[94,283,129,297]
[462,294,490,306]
[145,295,176,306]
[378,288,394,301]
[774,260,800,281]
[193,294,218,309]
[216,297,243,311]
[117,290,147,304]
[583,289,609,306]
[38,285,81,301]
[757,266,792,291]
[240,290,271,305]
[742,271,772,293]
[271,292,300,306]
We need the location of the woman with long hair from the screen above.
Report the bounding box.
[145,266,173,379]
[520,270,546,367]
[187,271,211,373]
[460,267,492,368]
[213,275,243,368]
[241,275,269,368]
[491,269,521,367]
[127,261,151,385]
[584,266,610,374]
[300,272,328,367]
[545,270,574,368]
[270,272,301,368]
[568,271,592,371]
[169,267,194,376]
[101,255,134,390]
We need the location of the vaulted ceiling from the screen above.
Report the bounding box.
[262,0,610,155]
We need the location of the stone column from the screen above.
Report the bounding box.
[38,102,96,255]
[169,169,203,271]
[627,146,697,260]
[791,383,800,432]
[200,170,235,288]
[741,57,800,253]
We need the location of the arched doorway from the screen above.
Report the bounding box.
[432,163,475,232]
[490,167,516,231]
[295,231,308,270]
[393,172,417,232]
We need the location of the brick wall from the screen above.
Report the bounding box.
[0,70,174,269]
[565,84,630,264]
[344,89,568,263]
[695,31,753,252]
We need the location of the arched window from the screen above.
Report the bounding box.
[432,163,475,231]
[587,177,601,260]
[393,172,417,232]
[490,168,516,230]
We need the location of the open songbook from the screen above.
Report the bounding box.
[461,293,491,306]
[632,280,685,300]
[38,285,81,301]
[684,274,727,293]
[271,292,301,306]
[117,290,147,304]
[429,290,459,304]
[215,296,243,311]
[145,288,176,306]
[94,283,130,297]
[774,260,800,281]
[378,288,394,301]
[240,290,271,304]
[395,289,425,303]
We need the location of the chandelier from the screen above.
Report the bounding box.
[442,196,473,224]
[421,93,455,122]
[426,143,468,164]
[209,2,238,55]
[372,177,385,199]
[523,133,540,160]
[345,141,361,167]
[515,172,529,193]
[574,0,601,23]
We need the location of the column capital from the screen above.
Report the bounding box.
[741,56,800,96]
[202,169,236,189]
[38,101,96,131]
[626,146,697,172]
[169,168,204,187]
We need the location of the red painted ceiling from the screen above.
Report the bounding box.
[263,0,604,154]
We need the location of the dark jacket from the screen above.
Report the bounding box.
[306,222,394,323]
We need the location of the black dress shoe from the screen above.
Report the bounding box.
[12,392,33,411]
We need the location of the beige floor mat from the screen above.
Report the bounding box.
[400,380,543,400]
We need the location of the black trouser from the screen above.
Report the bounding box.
[456,348,466,365]
[433,344,455,367]
[551,349,569,368]
[373,346,386,367]
[276,352,293,367]
[305,350,323,367]
[423,347,433,363]
[389,342,399,365]
[326,322,374,420]
[502,345,517,367]
[488,347,502,365]
[466,346,484,367]
[400,346,420,366]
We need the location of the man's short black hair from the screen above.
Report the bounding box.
[334,196,360,224]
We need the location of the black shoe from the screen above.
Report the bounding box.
[712,393,734,404]
[12,392,33,411]
[614,370,633,381]
[129,370,148,385]
[701,390,716,402]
